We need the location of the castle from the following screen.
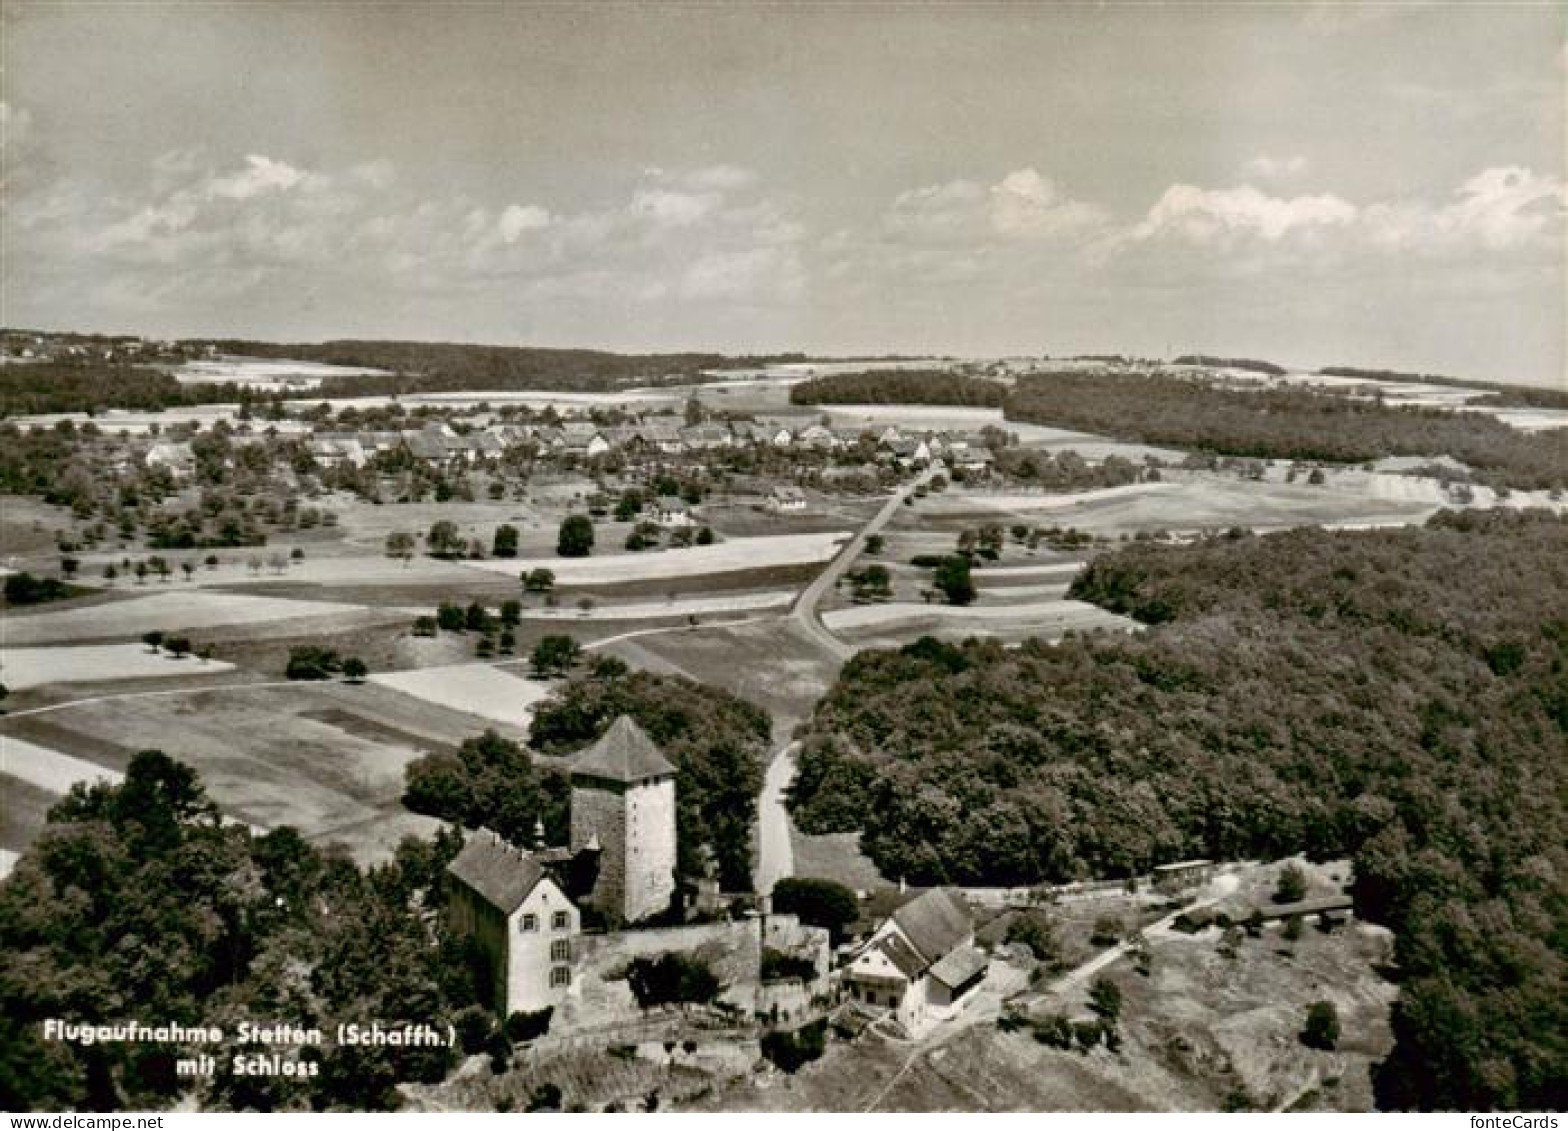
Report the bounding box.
[446,715,680,1015]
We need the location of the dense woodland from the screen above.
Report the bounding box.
[0,753,475,1111]
[0,362,250,417]
[1171,355,1286,375]
[788,509,1567,1109]
[789,370,1006,407]
[1004,370,1567,491]
[213,340,760,397]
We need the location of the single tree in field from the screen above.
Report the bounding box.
[134,561,149,585]
[341,657,368,683]
[557,515,594,558]
[427,519,463,558]
[59,556,79,580]
[933,555,976,606]
[181,561,195,582]
[385,531,416,565]
[499,599,521,627]
[1088,977,1122,1024]
[523,567,556,593]
[165,636,192,659]
[529,634,581,678]
[142,630,165,653]
[492,523,520,558]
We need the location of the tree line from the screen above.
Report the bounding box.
[1004,369,1566,492]
[787,509,1568,1109]
[789,370,1006,407]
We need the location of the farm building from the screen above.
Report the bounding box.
[842,887,988,1037]
[1152,858,1215,894]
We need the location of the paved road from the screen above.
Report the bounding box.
[753,740,799,898]
[787,466,937,662]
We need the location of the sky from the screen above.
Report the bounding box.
[3,2,1565,385]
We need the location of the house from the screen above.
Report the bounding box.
[1151,859,1214,895]
[797,424,838,451]
[680,423,732,450]
[144,441,196,480]
[308,435,368,469]
[768,426,795,448]
[559,422,610,458]
[447,830,583,1015]
[768,485,807,512]
[842,888,988,1037]
[650,496,697,529]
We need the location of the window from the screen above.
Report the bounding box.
[550,939,571,962]
[551,910,569,931]
[520,914,538,932]
[550,966,571,987]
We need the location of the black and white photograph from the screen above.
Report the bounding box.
[1,0,1564,1115]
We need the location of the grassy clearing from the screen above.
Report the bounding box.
[461,532,851,585]
[367,663,552,729]
[2,590,384,646]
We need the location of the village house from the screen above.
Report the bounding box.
[842,888,988,1037]
[679,422,732,450]
[143,440,196,481]
[649,496,697,529]
[768,485,808,513]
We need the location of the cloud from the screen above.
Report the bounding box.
[497,203,551,243]
[886,168,1106,243]
[1244,153,1309,181]
[1131,183,1359,243]
[628,187,721,228]
[989,168,1109,238]
[1363,165,1566,252]
[206,154,307,200]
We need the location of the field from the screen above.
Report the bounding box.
[2,590,401,646]
[0,644,236,690]
[463,532,851,585]
[367,663,552,729]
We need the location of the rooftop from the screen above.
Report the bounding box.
[891,887,972,967]
[571,715,677,784]
[446,829,545,914]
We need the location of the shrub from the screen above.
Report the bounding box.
[771,877,859,944]
[503,1006,553,1044]
[760,1019,826,1074]
[1274,861,1308,904]
[285,645,342,680]
[625,953,719,1009]
[1302,1001,1340,1050]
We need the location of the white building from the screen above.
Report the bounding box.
[842,888,988,1037]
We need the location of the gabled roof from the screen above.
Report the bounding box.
[447,829,546,915]
[876,933,927,980]
[891,887,972,967]
[571,715,676,784]
[928,944,988,990]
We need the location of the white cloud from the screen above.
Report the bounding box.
[497,203,551,243]
[1132,183,1358,243]
[206,154,307,200]
[680,165,758,192]
[989,168,1108,238]
[886,169,1104,243]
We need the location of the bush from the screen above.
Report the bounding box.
[625,953,719,1009]
[1005,908,1063,968]
[771,877,859,944]
[1274,862,1308,904]
[557,515,594,558]
[760,948,818,983]
[1090,915,1123,947]
[3,572,70,606]
[760,1019,826,1074]
[1302,1000,1340,1050]
[503,1006,553,1044]
[285,645,342,680]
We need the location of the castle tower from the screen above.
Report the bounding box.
[568,716,677,924]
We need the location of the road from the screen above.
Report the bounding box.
[752,740,799,898]
[787,466,936,662]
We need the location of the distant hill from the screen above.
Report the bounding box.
[1172,355,1286,376]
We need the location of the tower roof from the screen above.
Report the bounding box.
[571,715,676,783]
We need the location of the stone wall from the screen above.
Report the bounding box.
[622,778,676,923]
[552,914,831,1031]
[570,780,627,920]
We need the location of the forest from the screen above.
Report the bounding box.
[1004,370,1566,491]
[0,361,250,417]
[212,340,754,397]
[787,509,1567,1109]
[789,369,1006,407]
[0,753,476,1111]
[1171,355,1285,375]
